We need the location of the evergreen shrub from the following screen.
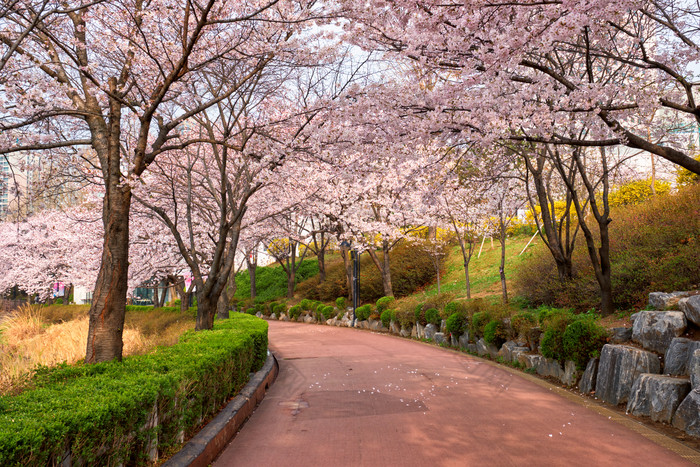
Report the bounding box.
[446,313,468,336]
[424,308,440,326]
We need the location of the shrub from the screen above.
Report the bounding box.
[444,301,463,315]
[414,304,426,326]
[0,314,267,465]
[320,305,335,321]
[380,309,395,328]
[562,319,608,369]
[511,311,537,338]
[424,308,440,326]
[288,305,302,320]
[234,259,319,303]
[355,304,371,321]
[300,299,313,311]
[54,298,63,305]
[539,309,576,362]
[445,313,468,336]
[483,320,508,348]
[376,296,395,313]
[608,178,671,207]
[470,311,492,339]
[335,297,346,309]
[173,299,181,308]
[396,309,415,329]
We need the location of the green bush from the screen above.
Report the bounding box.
[446,313,468,336]
[562,319,608,369]
[380,309,395,328]
[335,297,346,309]
[54,298,63,305]
[515,183,700,312]
[376,296,395,313]
[483,320,508,347]
[444,301,464,315]
[320,305,335,321]
[414,304,426,326]
[300,299,313,311]
[173,299,181,308]
[424,308,440,326]
[470,311,492,339]
[539,310,576,362]
[288,305,302,320]
[0,314,267,465]
[355,304,371,321]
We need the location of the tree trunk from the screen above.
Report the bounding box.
[153,286,159,308]
[455,232,472,299]
[195,292,216,330]
[247,259,257,299]
[318,247,326,283]
[85,186,131,363]
[499,220,508,304]
[217,270,237,320]
[158,282,167,307]
[341,248,352,300]
[65,283,74,304]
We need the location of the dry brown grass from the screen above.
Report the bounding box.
[0,304,191,394]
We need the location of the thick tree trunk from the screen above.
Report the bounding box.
[153,286,159,308]
[85,186,131,363]
[195,292,216,330]
[217,271,236,320]
[287,268,296,299]
[158,282,167,307]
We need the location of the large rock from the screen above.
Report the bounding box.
[649,291,691,310]
[690,349,700,389]
[389,321,401,334]
[579,358,599,394]
[562,361,580,387]
[476,338,499,358]
[596,344,661,406]
[511,348,530,365]
[672,389,700,437]
[400,327,411,338]
[537,358,564,380]
[664,338,700,376]
[450,334,459,347]
[498,341,519,362]
[631,311,687,354]
[609,327,633,344]
[424,323,438,340]
[415,323,425,339]
[458,333,470,350]
[467,343,478,354]
[627,374,691,423]
[434,333,448,345]
[680,296,700,327]
[518,353,543,370]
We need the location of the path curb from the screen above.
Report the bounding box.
[163,351,279,467]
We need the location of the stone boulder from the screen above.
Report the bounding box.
[664,338,700,376]
[400,327,411,338]
[458,333,470,350]
[434,333,448,345]
[467,343,478,354]
[518,353,543,370]
[511,348,530,365]
[672,389,700,437]
[609,327,633,344]
[690,349,700,389]
[424,323,438,340]
[649,291,691,310]
[476,338,499,358]
[389,321,401,334]
[499,341,529,364]
[596,344,661,406]
[679,296,700,327]
[631,311,687,354]
[626,374,690,423]
[579,358,598,394]
[562,361,580,387]
[537,358,564,380]
[415,323,425,339]
[411,325,418,338]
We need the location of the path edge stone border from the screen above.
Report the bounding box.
[163,351,279,467]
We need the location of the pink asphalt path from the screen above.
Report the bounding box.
[214,321,695,466]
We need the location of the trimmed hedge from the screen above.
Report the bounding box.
[0,314,268,465]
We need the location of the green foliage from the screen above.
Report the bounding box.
[234,259,319,303]
[483,320,508,347]
[173,299,181,308]
[54,298,63,305]
[539,309,576,362]
[125,305,181,314]
[335,297,346,309]
[296,241,438,302]
[0,314,267,465]
[288,305,302,320]
[355,304,371,321]
[320,305,335,321]
[470,311,492,339]
[562,319,608,369]
[376,296,395,313]
[515,184,700,312]
[424,308,440,326]
[444,301,464,316]
[445,313,468,336]
[380,309,395,328]
[396,310,416,329]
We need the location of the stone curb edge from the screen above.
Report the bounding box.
[163,351,279,467]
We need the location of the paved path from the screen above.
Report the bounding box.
[214,321,697,466]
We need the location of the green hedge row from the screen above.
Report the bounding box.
[0,314,268,466]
